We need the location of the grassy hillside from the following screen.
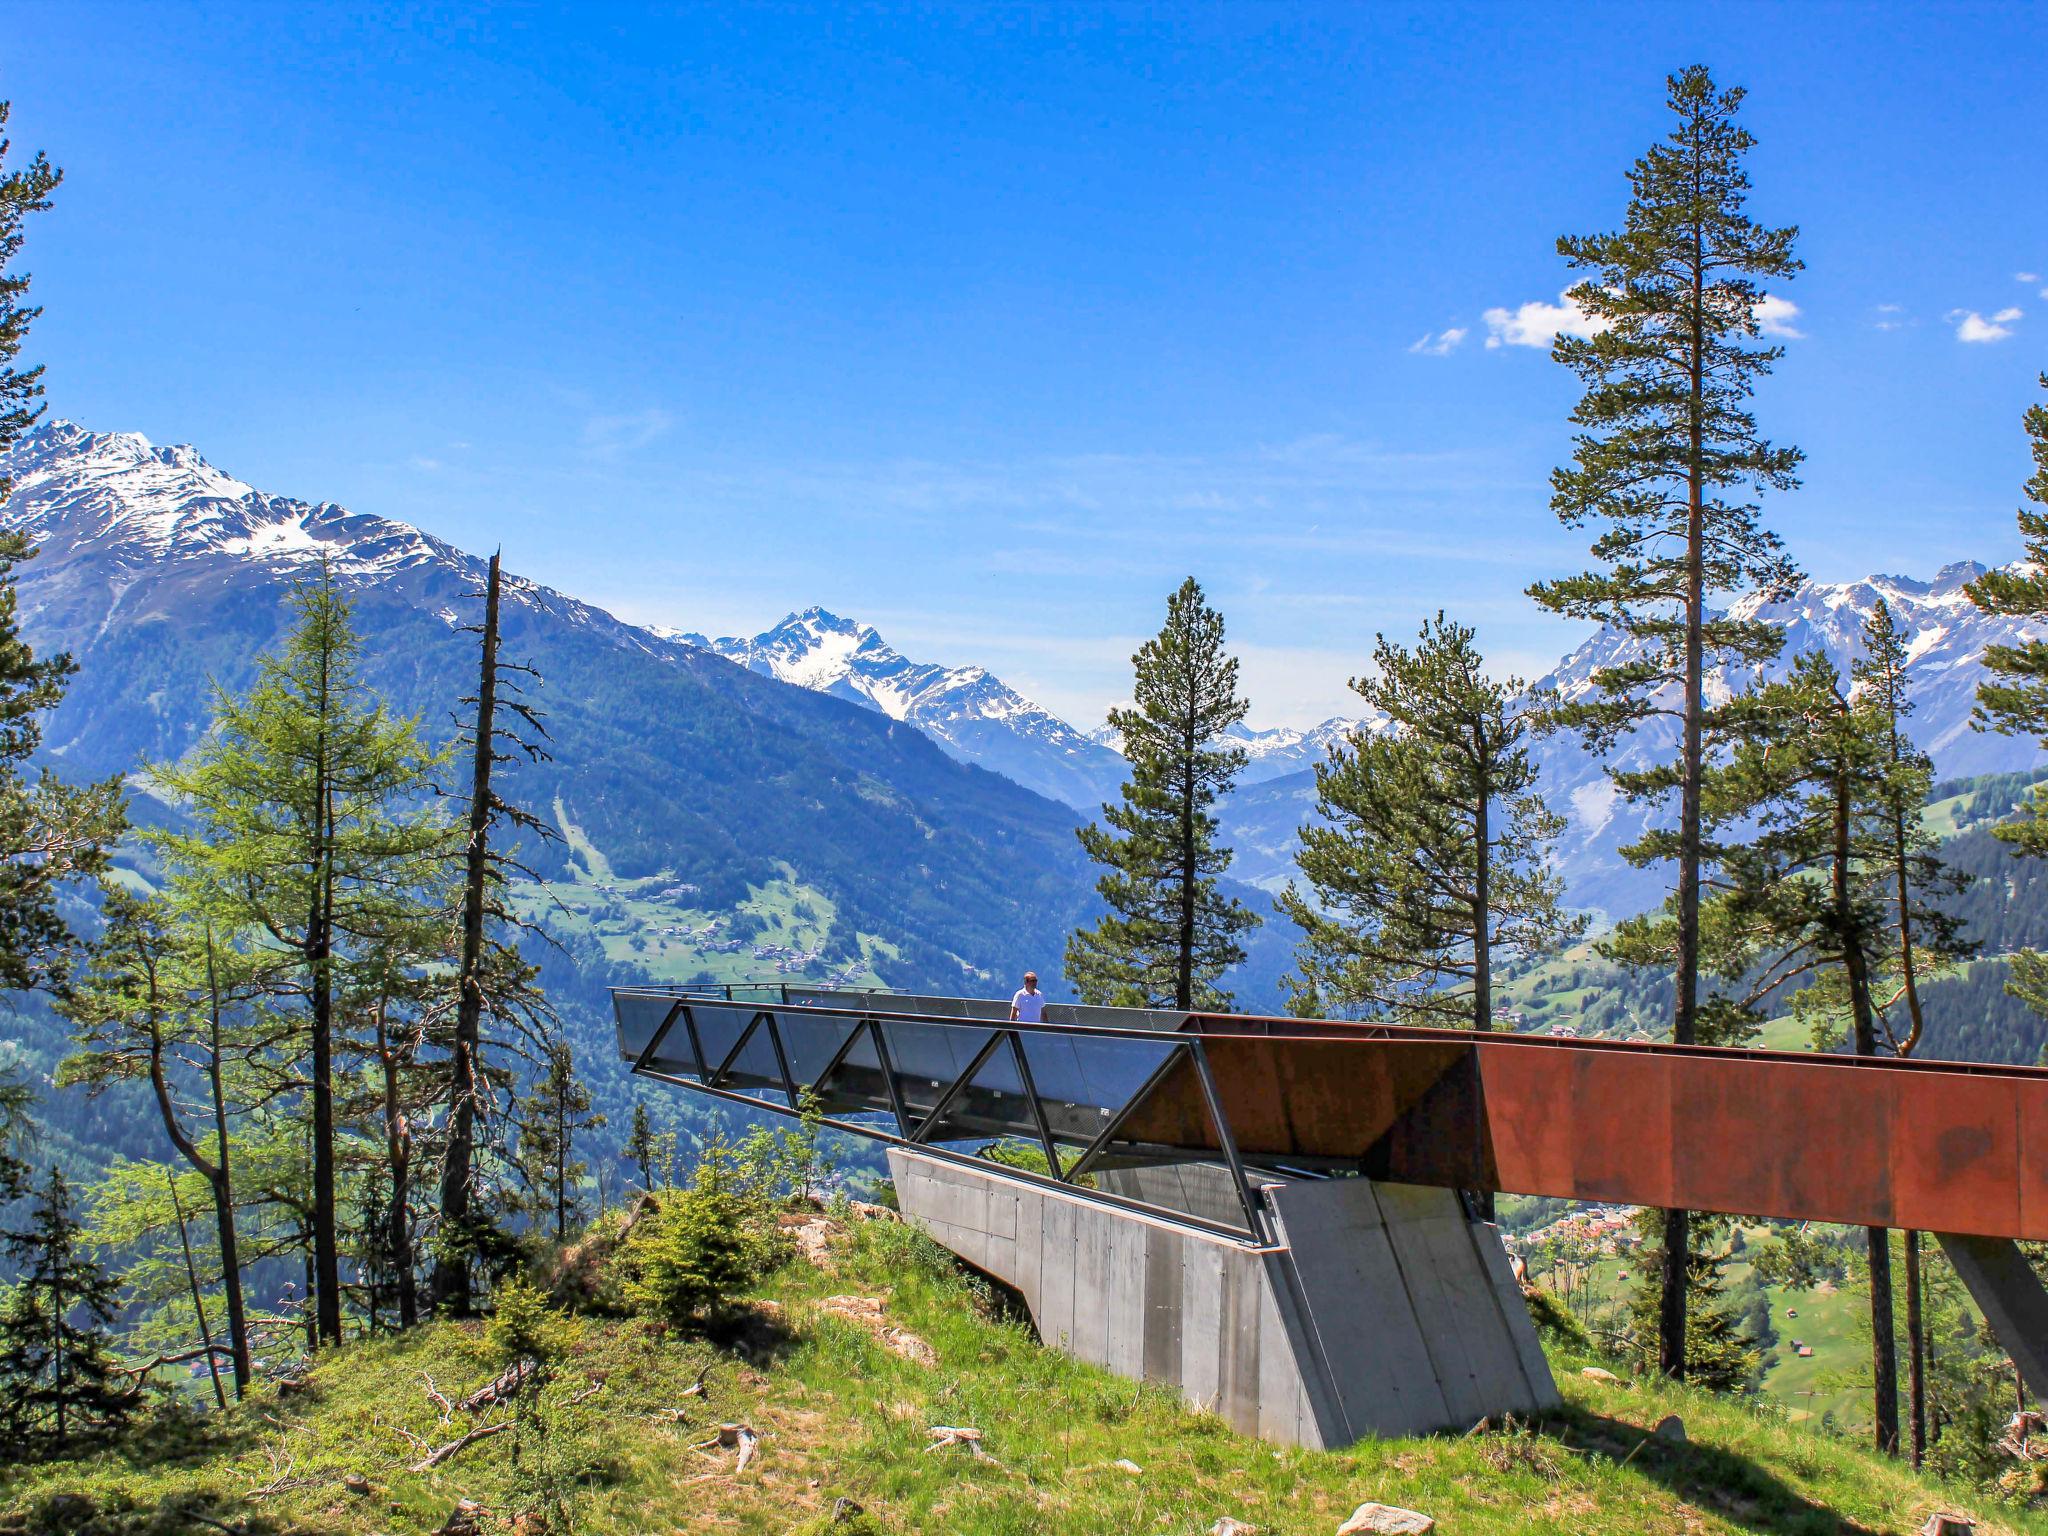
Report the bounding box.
[7,1215,2034,1536]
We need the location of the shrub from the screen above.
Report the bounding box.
[624,1150,766,1325]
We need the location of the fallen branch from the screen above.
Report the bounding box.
[458,1357,538,1413]
[565,1379,606,1408]
[409,1420,513,1472]
[422,1373,455,1421]
[116,1342,238,1378]
[926,1424,1003,1467]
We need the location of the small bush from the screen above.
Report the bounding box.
[624,1149,769,1325]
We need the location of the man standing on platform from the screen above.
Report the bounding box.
[1009,971,1047,1023]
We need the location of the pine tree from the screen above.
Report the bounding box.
[1067,578,1260,1009]
[1966,374,2048,771]
[432,551,555,1317]
[1279,613,1582,1032]
[1965,377,2048,1024]
[626,1101,658,1192]
[517,1041,606,1244]
[0,103,124,996]
[58,892,257,1394]
[150,564,447,1347]
[0,1166,136,1454]
[1528,66,1802,1380]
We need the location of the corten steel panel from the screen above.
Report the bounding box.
[1890,1070,2021,1240]
[2025,1087,2048,1240]
[1112,1034,2048,1238]
[1669,1054,1893,1229]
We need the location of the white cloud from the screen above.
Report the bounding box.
[2018,272,2041,284]
[1753,293,1805,339]
[1408,327,1467,357]
[581,407,674,458]
[1951,307,2022,343]
[1483,292,1606,349]
[1873,302,1907,332]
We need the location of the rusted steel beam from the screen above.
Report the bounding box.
[1118,1028,2048,1242]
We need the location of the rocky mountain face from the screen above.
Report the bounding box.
[1527,563,2045,917]
[0,423,1109,1001]
[672,609,1128,810]
[9,418,2039,982]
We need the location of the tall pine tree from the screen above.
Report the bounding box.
[1529,65,1802,1380]
[150,565,447,1347]
[1279,613,1581,1030]
[1067,578,1259,1010]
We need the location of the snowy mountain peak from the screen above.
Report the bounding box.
[679,609,1127,807]
[0,420,689,664]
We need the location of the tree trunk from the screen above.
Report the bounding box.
[204,948,252,1396]
[1662,155,1711,1384]
[1470,772,1495,1222]
[308,630,342,1348]
[433,552,503,1317]
[1838,766,1900,1456]
[1177,693,1196,1011]
[1905,1228,1927,1468]
[165,1170,227,1412]
[375,990,416,1328]
[145,937,252,1397]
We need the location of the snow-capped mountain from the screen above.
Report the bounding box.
[670,609,1129,809]
[1,420,687,672]
[1227,717,1379,784]
[1529,560,2046,916]
[1082,714,1371,785]
[0,420,1127,1004]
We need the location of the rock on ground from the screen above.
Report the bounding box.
[1335,1503,1435,1535]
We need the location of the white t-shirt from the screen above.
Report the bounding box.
[1011,987,1047,1023]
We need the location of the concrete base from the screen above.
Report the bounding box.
[1936,1233,2048,1410]
[888,1149,1556,1446]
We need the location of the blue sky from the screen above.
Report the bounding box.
[8,3,2047,727]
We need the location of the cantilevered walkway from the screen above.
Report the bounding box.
[615,983,2048,1445]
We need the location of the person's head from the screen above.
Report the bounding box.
[1023,970,1039,991]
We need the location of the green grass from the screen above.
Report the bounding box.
[8,1218,2037,1536]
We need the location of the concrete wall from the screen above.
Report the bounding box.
[888,1149,1556,1447]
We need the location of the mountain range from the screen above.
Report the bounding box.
[6,418,2043,995]
[0,422,1103,999]
[656,567,2045,918]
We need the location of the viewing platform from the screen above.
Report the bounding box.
[615,981,2048,1445]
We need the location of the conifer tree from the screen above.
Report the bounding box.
[59,892,258,1393]
[1965,377,2048,1023]
[150,565,447,1347]
[517,1041,605,1244]
[433,551,555,1316]
[1858,599,1955,1464]
[1529,66,1802,1379]
[626,1101,658,1191]
[0,1166,136,1454]
[1280,614,1582,1035]
[1067,578,1259,1009]
[0,103,124,995]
